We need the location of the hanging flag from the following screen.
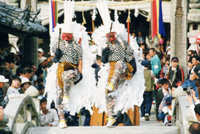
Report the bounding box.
[49,0,58,34]
[152,0,165,38]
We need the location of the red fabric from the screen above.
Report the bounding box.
[52,1,56,28]
[62,33,73,41]
[179,67,185,84]
[152,0,158,38]
[167,115,172,121]
[127,22,130,44]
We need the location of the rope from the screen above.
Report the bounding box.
[52,0,153,7]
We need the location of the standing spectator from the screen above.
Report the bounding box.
[168,57,184,87]
[140,60,154,121]
[40,98,59,127]
[136,31,145,46]
[149,48,161,77]
[0,75,8,108]
[160,57,170,79]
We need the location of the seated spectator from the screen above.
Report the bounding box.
[168,57,184,87]
[19,68,33,80]
[20,77,32,93]
[163,96,172,126]
[40,98,59,127]
[0,75,8,108]
[37,84,45,100]
[189,122,200,134]
[0,107,8,126]
[5,75,21,104]
[186,90,200,122]
[195,104,200,122]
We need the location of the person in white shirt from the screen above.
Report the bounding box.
[40,98,59,127]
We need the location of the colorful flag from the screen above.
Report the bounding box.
[152,0,165,38]
[49,0,58,34]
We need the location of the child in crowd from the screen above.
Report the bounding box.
[156,78,171,121]
[5,75,21,104]
[168,57,184,87]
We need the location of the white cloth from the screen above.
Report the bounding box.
[40,109,59,127]
[6,87,19,96]
[5,87,20,104]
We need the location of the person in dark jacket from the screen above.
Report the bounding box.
[168,57,184,87]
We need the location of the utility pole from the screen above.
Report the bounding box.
[21,0,39,67]
[170,0,188,78]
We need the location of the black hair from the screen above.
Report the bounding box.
[38,84,44,91]
[16,67,23,76]
[40,97,47,105]
[36,68,43,77]
[192,56,200,62]
[2,70,12,79]
[37,78,43,84]
[189,122,200,134]
[194,104,200,116]
[9,75,21,85]
[161,78,169,85]
[4,54,15,63]
[149,48,156,52]
[96,55,102,61]
[22,68,33,74]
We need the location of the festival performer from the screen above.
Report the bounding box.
[45,1,95,128]
[91,0,145,127]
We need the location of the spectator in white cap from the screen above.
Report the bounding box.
[0,75,9,108]
[38,57,48,86]
[38,48,44,59]
[20,77,31,93]
[20,77,39,97]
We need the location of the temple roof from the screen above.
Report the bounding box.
[0,1,47,36]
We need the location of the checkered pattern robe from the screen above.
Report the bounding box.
[107,40,134,62]
[52,40,83,65]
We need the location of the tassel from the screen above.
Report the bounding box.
[82,11,86,26]
[126,10,131,44]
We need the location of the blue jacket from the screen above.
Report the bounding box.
[150,54,161,75]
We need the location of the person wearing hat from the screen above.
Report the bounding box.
[38,48,44,59]
[20,77,32,93]
[50,1,83,128]
[168,57,184,87]
[140,60,154,121]
[0,75,9,108]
